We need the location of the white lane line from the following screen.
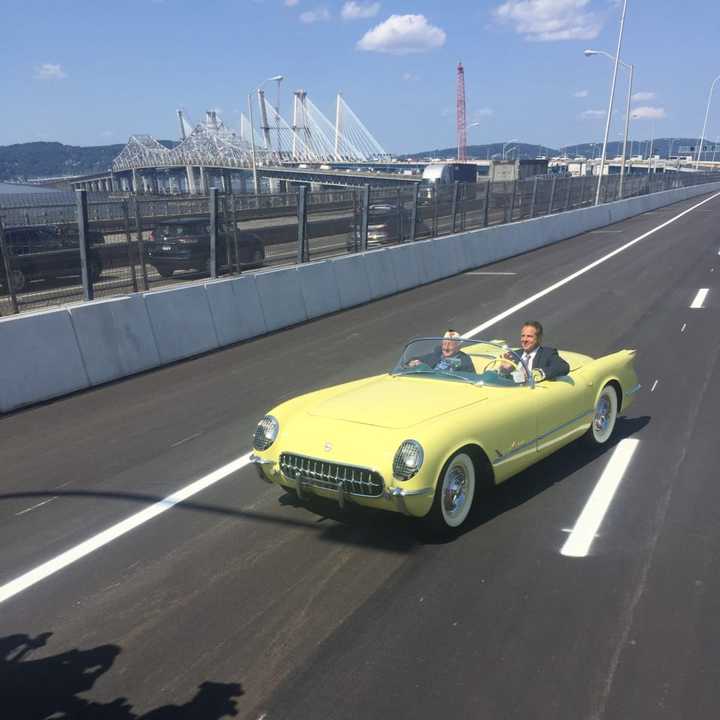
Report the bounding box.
[0,453,251,604]
[466,271,518,276]
[650,380,659,392]
[15,497,58,517]
[462,192,720,338]
[680,323,687,333]
[589,230,624,234]
[690,288,709,309]
[561,439,640,558]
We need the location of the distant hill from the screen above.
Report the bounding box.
[0,140,176,181]
[401,138,712,161]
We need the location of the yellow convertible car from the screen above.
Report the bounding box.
[250,338,640,534]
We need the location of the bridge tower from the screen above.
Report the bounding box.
[456,61,467,162]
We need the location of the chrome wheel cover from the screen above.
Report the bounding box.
[440,453,475,528]
[592,387,617,444]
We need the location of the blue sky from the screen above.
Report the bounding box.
[1,0,718,153]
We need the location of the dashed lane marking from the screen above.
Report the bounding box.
[561,439,640,558]
[690,289,709,309]
[650,380,659,392]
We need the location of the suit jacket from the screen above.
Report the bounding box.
[518,346,570,380]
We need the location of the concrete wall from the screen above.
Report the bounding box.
[2,181,719,413]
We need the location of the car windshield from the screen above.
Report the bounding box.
[391,337,530,387]
[157,224,203,237]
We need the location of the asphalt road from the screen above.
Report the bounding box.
[1,192,719,719]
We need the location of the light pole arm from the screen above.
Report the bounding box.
[695,74,720,169]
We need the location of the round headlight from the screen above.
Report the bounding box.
[393,439,424,481]
[253,415,279,451]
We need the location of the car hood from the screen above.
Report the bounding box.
[307,375,487,429]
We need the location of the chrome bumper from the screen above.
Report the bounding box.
[385,486,434,516]
[249,453,273,483]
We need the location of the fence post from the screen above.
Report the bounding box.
[209,187,218,279]
[529,177,538,218]
[483,180,491,226]
[122,200,138,292]
[296,185,309,263]
[133,198,149,291]
[564,177,573,210]
[75,189,94,302]
[548,176,557,214]
[0,220,19,314]
[359,185,370,252]
[432,184,439,237]
[231,193,241,273]
[450,182,460,233]
[409,183,419,243]
[507,180,518,223]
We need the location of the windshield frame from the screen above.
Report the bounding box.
[390,337,534,388]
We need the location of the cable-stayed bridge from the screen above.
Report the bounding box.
[96,93,409,194]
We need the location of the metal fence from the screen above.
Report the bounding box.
[1,171,718,316]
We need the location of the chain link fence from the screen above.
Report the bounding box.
[2,171,718,316]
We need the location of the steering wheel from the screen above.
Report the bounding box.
[404,359,431,370]
[483,354,520,374]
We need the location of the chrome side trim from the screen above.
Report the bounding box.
[492,409,594,466]
[249,453,273,465]
[387,486,434,516]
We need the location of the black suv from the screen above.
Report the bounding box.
[1,226,103,293]
[145,219,265,278]
[347,202,422,251]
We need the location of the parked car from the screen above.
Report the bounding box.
[250,338,640,535]
[145,218,265,278]
[347,202,423,251]
[0,225,103,293]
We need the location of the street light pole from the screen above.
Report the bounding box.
[595,0,628,205]
[695,74,720,169]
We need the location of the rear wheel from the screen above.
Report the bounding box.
[422,451,476,536]
[585,384,618,446]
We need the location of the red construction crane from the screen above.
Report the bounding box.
[456,61,467,162]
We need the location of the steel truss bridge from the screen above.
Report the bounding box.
[95,93,399,194]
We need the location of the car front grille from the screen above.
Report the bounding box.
[279,453,384,497]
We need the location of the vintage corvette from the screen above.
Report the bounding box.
[250,338,640,533]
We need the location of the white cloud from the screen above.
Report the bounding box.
[34,63,67,80]
[579,109,606,120]
[494,0,602,42]
[631,91,655,103]
[285,0,299,6]
[402,71,416,81]
[300,7,330,22]
[574,89,589,98]
[357,14,446,54]
[631,106,666,120]
[342,1,380,20]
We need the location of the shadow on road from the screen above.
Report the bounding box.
[0,632,243,719]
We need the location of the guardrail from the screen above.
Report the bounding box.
[1,171,718,316]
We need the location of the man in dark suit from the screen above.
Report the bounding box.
[517,320,569,380]
[504,321,569,381]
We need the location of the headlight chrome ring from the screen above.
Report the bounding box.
[253,415,279,451]
[393,439,424,481]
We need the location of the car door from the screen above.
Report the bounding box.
[533,371,594,459]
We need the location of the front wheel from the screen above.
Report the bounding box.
[421,451,476,536]
[585,384,618,446]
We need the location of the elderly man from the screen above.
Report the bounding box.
[504,321,569,381]
[409,330,475,372]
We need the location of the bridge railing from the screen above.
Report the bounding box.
[2,170,719,315]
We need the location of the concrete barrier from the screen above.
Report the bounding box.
[205,275,268,346]
[363,248,399,299]
[298,260,341,319]
[70,295,160,386]
[254,266,307,332]
[0,308,89,413]
[331,254,373,309]
[144,284,219,364]
[390,243,421,291]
